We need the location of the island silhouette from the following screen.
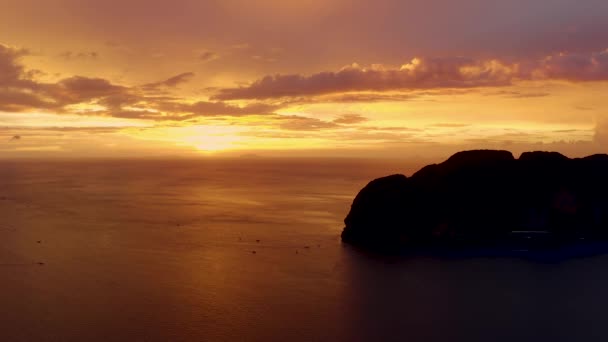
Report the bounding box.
[342,150,608,255]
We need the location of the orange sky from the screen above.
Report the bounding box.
[1,0,608,158]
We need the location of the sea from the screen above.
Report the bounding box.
[1,158,608,342]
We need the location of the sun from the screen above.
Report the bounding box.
[179,125,246,153]
[193,137,238,152]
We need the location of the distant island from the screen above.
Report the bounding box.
[342,150,608,254]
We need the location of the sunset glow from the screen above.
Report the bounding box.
[4,2,608,340]
[2,0,608,158]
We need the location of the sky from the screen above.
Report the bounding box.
[1,0,608,158]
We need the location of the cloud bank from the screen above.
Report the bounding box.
[215,50,608,100]
[0,44,277,121]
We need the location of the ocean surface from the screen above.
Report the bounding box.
[1,158,608,342]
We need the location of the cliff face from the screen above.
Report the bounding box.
[342,150,608,250]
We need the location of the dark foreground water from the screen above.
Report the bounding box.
[1,158,608,342]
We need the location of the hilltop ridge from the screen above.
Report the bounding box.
[342,150,608,252]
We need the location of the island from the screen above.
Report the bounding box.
[342,150,608,254]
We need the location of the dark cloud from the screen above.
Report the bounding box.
[1,44,60,111]
[0,89,57,112]
[82,100,280,122]
[142,72,195,89]
[214,57,517,100]
[2,44,132,111]
[539,49,608,81]
[332,114,368,124]
[87,97,282,122]
[0,44,42,98]
[1,44,278,121]
[214,49,608,100]
[53,76,127,103]
[59,51,99,60]
[0,43,30,86]
[277,115,339,131]
[97,93,143,110]
[199,51,219,62]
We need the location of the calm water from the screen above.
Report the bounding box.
[1,158,608,341]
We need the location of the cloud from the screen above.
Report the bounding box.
[253,114,371,131]
[214,57,518,100]
[487,90,551,98]
[101,109,165,120]
[91,96,282,122]
[315,92,422,103]
[537,49,608,81]
[2,44,134,111]
[228,114,418,134]
[332,114,368,124]
[53,76,127,103]
[156,101,279,118]
[1,44,61,111]
[214,49,608,100]
[0,43,30,86]
[5,39,608,138]
[1,44,279,121]
[142,72,195,89]
[293,89,472,104]
[97,93,143,109]
[553,129,588,134]
[0,89,57,112]
[248,118,421,140]
[199,51,219,62]
[277,115,340,131]
[59,51,99,60]
[0,126,122,134]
